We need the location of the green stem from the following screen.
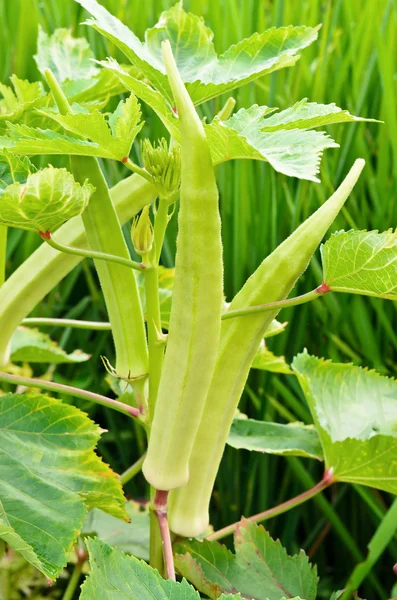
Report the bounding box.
[22,317,112,330]
[0,371,140,418]
[119,453,146,486]
[145,266,164,418]
[153,490,175,580]
[0,225,7,287]
[124,158,154,184]
[340,498,397,599]
[43,233,145,272]
[62,561,84,600]
[150,487,165,577]
[222,285,330,321]
[207,468,335,542]
[154,197,170,264]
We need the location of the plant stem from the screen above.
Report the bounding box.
[120,453,146,486]
[154,197,170,264]
[22,317,112,330]
[61,561,84,600]
[150,506,165,577]
[222,284,330,321]
[0,371,140,418]
[145,266,164,417]
[42,233,145,272]
[216,96,236,121]
[124,158,154,184]
[0,225,7,287]
[207,468,335,542]
[153,490,175,580]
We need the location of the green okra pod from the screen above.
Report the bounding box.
[168,159,365,537]
[0,174,155,367]
[142,41,223,490]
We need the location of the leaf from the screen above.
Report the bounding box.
[322,229,397,299]
[252,341,292,374]
[0,75,47,124]
[0,165,94,233]
[77,0,319,105]
[18,93,143,162]
[80,538,200,599]
[0,150,36,190]
[292,352,397,494]
[82,501,149,561]
[174,519,317,600]
[206,102,369,182]
[263,319,288,339]
[10,326,91,364]
[0,392,127,579]
[227,419,323,461]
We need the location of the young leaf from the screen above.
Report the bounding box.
[293,352,397,494]
[10,326,90,364]
[0,392,127,580]
[0,75,47,124]
[206,102,369,182]
[82,501,150,561]
[174,519,317,600]
[0,165,94,233]
[80,538,200,599]
[252,341,292,374]
[263,319,288,339]
[227,419,323,460]
[0,150,36,189]
[322,229,397,299]
[77,0,318,106]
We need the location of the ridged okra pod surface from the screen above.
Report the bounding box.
[142,41,223,490]
[69,157,148,380]
[0,174,155,368]
[169,159,365,536]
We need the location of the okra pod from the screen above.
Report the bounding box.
[169,159,365,536]
[142,41,223,490]
[0,174,155,367]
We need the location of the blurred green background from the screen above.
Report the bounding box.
[1,0,397,597]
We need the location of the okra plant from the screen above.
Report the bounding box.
[0,2,395,599]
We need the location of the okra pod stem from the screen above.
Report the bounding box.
[142,41,224,490]
[0,173,155,367]
[169,159,365,537]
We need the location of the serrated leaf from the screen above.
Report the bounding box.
[292,352,397,493]
[252,341,292,374]
[206,102,369,182]
[0,392,127,579]
[0,165,93,233]
[80,538,200,599]
[174,519,317,600]
[77,0,318,105]
[227,419,323,460]
[0,75,47,124]
[10,326,90,364]
[82,501,150,561]
[0,150,36,190]
[322,229,397,299]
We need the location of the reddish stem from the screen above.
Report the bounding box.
[154,490,176,580]
[207,469,335,542]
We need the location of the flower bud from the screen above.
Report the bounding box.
[141,138,181,199]
[131,205,154,257]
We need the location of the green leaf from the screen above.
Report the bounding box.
[82,501,150,561]
[0,75,47,124]
[35,27,99,83]
[77,0,319,105]
[0,150,36,190]
[10,326,91,364]
[80,538,200,599]
[206,101,368,181]
[15,93,143,162]
[252,341,292,374]
[0,165,94,233]
[292,352,397,493]
[263,319,288,339]
[0,392,127,580]
[174,519,317,600]
[322,229,397,299]
[227,419,323,460]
